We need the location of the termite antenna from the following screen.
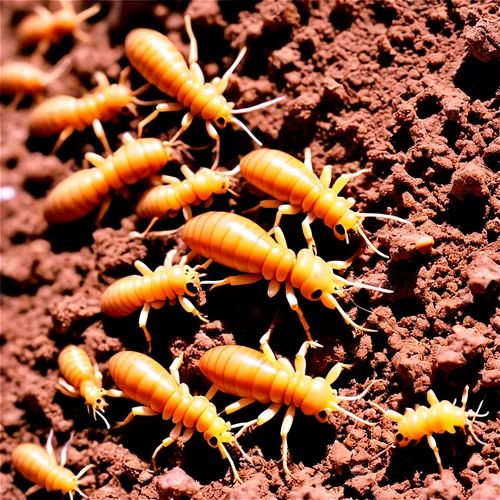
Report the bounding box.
[132,97,167,106]
[95,409,111,430]
[370,443,396,462]
[45,55,72,85]
[336,379,378,402]
[74,487,88,499]
[75,3,101,23]
[355,212,413,225]
[232,436,253,464]
[468,399,488,445]
[221,46,247,81]
[329,401,377,426]
[335,275,393,294]
[220,165,241,176]
[227,116,263,146]
[357,227,389,259]
[131,82,151,96]
[232,95,286,115]
[227,188,241,198]
[75,463,95,480]
[218,443,242,484]
[322,293,377,333]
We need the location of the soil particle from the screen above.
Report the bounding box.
[424,470,465,500]
[450,158,491,199]
[465,17,500,63]
[157,467,201,499]
[467,253,500,296]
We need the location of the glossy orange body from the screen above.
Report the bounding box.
[136,168,230,219]
[12,444,78,495]
[125,29,232,123]
[182,211,344,301]
[109,351,234,448]
[100,263,200,318]
[44,138,171,223]
[29,84,133,137]
[240,149,360,235]
[0,62,47,96]
[200,345,333,416]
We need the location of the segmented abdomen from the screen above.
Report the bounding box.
[136,184,181,218]
[240,149,322,208]
[182,212,293,279]
[29,90,112,136]
[17,15,52,47]
[12,444,75,493]
[100,267,179,317]
[44,169,108,222]
[58,345,95,390]
[109,351,218,429]
[0,63,46,94]
[200,345,291,404]
[400,403,459,440]
[125,29,227,121]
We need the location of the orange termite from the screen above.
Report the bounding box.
[0,57,71,109]
[12,430,95,500]
[125,15,285,168]
[56,345,122,428]
[108,351,247,483]
[239,148,411,256]
[28,67,160,154]
[370,386,489,474]
[17,0,101,57]
[182,212,392,340]
[199,317,377,475]
[130,164,240,238]
[44,132,174,224]
[100,249,208,352]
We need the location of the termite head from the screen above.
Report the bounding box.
[207,171,231,195]
[81,381,108,414]
[214,103,234,129]
[182,266,202,297]
[204,418,233,450]
[104,84,133,112]
[393,431,412,448]
[293,249,339,301]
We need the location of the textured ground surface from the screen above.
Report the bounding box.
[1,0,499,499]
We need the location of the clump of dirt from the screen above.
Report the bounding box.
[1,0,499,499]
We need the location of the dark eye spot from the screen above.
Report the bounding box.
[335,224,345,235]
[96,398,101,403]
[209,436,218,446]
[396,433,404,442]
[216,117,225,127]
[318,410,327,420]
[311,289,322,299]
[186,282,197,294]
[121,106,128,112]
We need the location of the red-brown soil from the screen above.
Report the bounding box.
[1,1,499,499]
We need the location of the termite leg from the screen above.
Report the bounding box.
[304,147,313,171]
[180,164,195,178]
[461,386,470,410]
[205,384,218,401]
[427,434,444,475]
[184,15,205,85]
[104,389,124,398]
[51,126,74,155]
[161,175,181,184]
[121,132,135,145]
[258,312,280,361]
[226,398,256,415]
[270,226,289,249]
[319,165,332,189]
[57,378,80,398]
[427,390,440,406]
[180,427,194,444]
[182,205,193,222]
[281,406,296,477]
[178,296,209,323]
[168,354,183,385]
[325,362,355,385]
[301,212,317,255]
[215,46,247,93]
[95,194,112,227]
[321,293,377,333]
[206,122,220,169]
[204,274,262,290]
[152,423,182,471]
[137,103,187,138]
[232,403,281,439]
[242,199,282,215]
[45,429,56,462]
[129,217,160,239]
[93,361,103,388]
[60,433,74,467]
[295,340,323,374]
[32,39,51,60]
[139,303,153,353]
[164,249,177,268]
[369,402,404,422]
[94,71,110,89]
[92,119,112,155]
[114,405,159,428]
[331,169,370,195]
[267,279,281,298]
[327,248,363,271]
[85,152,106,168]
[135,260,154,276]
[8,93,24,110]
[25,485,42,496]
[275,204,302,229]
[285,282,313,341]
[277,357,295,374]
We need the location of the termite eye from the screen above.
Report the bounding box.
[335,224,345,235]
[96,399,101,403]
[209,436,218,447]
[396,433,404,442]
[216,117,226,127]
[311,289,322,300]
[185,282,197,294]
[318,410,327,420]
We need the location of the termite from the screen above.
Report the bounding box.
[108,351,246,483]
[100,249,208,352]
[0,57,71,109]
[199,317,377,475]
[130,164,240,238]
[370,386,489,473]
[28,67,160,154]
[56,345,122,429]
[12,430,95,500]
[239,148,411,257]
[44,132,175,224]
[125,15,285,168]
[182,211,392,340]
[17,0,101,57]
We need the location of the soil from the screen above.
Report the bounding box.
[1,1,499,499]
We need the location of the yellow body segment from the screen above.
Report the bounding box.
[0,62,47,96]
